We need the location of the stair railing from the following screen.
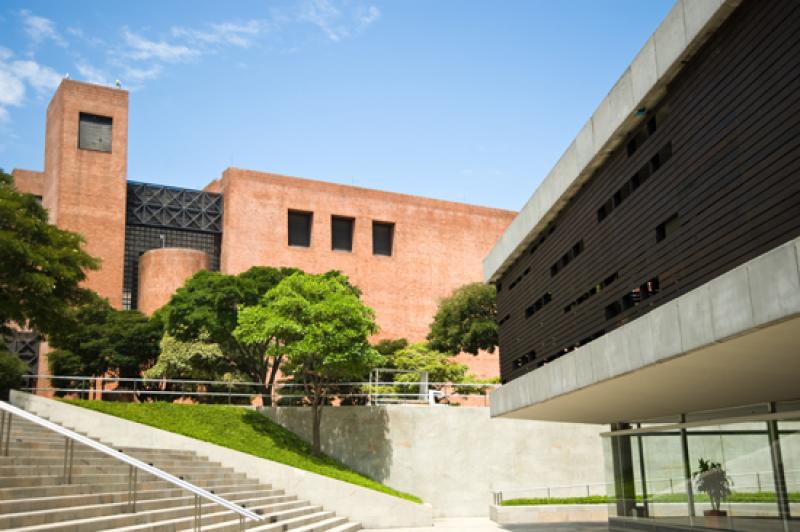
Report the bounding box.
[0,401,264,530]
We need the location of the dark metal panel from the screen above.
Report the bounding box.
[3,331,40,372]
[288,211,313,247]
[126,182,223,234]
[372,222,394,256]
[78,113,112,153]
[123,182,224,310]
[331,216,354,251]
[497,0,800,382]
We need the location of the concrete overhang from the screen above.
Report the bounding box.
[483,0,742,284]
[490,238,800,424]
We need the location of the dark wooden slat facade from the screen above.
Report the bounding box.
[497,0,800,383]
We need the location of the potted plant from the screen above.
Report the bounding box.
[693,458,732,517]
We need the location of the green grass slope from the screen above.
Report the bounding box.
[66,401,421,503]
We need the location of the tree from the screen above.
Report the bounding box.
[161,266,299,404]
[390,343,468,384]
[373,338,409,358]
[235,272,382,455]
[427,282,498,355]
[144,334,228,381]
[48,292,161,385]
[0,351,28,400]
[0,169,98,337]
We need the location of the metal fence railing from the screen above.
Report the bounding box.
[21,375,500,407]
[492,469,800,505]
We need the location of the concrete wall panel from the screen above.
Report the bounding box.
[259,405,605,518]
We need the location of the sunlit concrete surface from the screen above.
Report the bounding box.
[363,517,608,532]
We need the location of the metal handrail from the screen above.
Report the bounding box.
[22,374,499,406]
[0,401,263,527]
[24,374,501,388]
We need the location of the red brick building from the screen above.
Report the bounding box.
[12,79,515,379]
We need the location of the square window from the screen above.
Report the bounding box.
[288,211,313,247]
[372,221,394,256]
[331,216,354,251]
[78,113,112,152]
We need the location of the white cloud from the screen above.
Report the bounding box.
[123,29,199,62]
[172,20,268,48]
[0,69,25,107]
[76,62,111,86]
[300,0,381,42]
[357,5,381,27]
[20,10,66,47]
[0,50,61,122]
[123,64,163,84]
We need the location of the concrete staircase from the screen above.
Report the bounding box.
[0,414,361,531]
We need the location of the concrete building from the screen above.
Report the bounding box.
[486,0,800,530]
[11,79,515,379]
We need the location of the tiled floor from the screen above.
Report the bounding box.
[363,518,607,532]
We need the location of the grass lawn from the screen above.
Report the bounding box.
[502,492,800,506]
[66,400,421,503]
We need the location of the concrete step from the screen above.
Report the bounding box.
[0,456,223,469]
[6,499,319,531]
[242,510,338,532]
[288,516,351,532]
[0,469,251,488]
[139,505,330,532]
[0,463,241,478]
[0,492,298,529]
[325,523,362,532]
[0,407,359,532]
[0,486,282,514]
[2,441,204,458]
[0,478,269,501]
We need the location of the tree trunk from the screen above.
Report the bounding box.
[263,355,283,407]
[312,386,323,456]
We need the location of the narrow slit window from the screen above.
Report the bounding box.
[331,216,355,251]
[288,210,313,247]
[372,221,394,256]
[656,213,680,242]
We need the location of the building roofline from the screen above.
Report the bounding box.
[482,0,742,283]
[220,167,518,218]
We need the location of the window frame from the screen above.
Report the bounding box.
[372,221,395,257]
[331,215,355,252]
[287,210,314,248]
[78,112,113,153]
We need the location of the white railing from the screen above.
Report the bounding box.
[22,375,499,406]
[0,401,263,529]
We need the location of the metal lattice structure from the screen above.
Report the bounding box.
[4,331,40,371]
[123,182,223,310]
[126,182,223,233]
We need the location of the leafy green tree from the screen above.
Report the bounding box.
[0,169,98,337]
[390,343,468,384]
[427,282,498,355]
[0,351,28,400]
[48,292,161,384]
[161,266,299,404]
[373,338,409,359]
[144,334,228,381]
[235,272,382,455]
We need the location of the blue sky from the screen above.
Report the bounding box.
[0,0,672,211]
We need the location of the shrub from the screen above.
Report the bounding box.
[0,351,28,400]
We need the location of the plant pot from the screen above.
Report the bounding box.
[703,510,728,517]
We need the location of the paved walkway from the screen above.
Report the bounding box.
[363,518,607,532]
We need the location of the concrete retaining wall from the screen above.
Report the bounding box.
[490,504,608,524]
[260,405,605,518]
[9,392,433,529]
